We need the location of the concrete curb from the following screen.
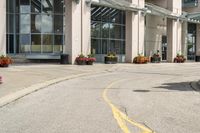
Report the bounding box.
[0,72,98,108]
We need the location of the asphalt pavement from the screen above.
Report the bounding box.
[0,63,200,133]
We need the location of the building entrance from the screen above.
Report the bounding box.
[187,23,196,61]
[162,36,167,61]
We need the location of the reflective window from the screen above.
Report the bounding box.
[42,0,53,14]
[20,34,31,53]
[6,0,65,54]
[20,14,30,33]
[31,0,42,13]
[42,14,53,33]
[20,0,30,13]
[31,34,41,53]
[54,15,63,33]
[91,5,126,55]
[31,14,41,33]
[43,34,53,53]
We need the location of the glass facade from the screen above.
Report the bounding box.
[6,0,65,54]
[91,5,126,55]
[187,23,196,60]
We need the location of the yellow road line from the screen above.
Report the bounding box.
[102,80,155,133]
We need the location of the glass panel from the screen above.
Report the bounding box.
[42,34,53,53]
[7,0,15,13]
[102,7,111,22]
[110,24,125,39]
[16,35,20,53]
[16,14,20,33]
[54,35,63,53]
[42,14,53,33]
[9,35,15,53]
[91,5,126,55]
[111,10,125,24]
[120,41,125,54]
[31,14,41,33]
[31,34,41,53]
[20,0,30,13]
[20,34,31,53]
[31,0,42,13]
[16,0,20,13]
[54,15,63,33]
[54,0,64,14]
[91,6,101,21]
[20,14,30,33]
[110,40,121,54]
[91,39,101,54]
[91,22,101,38]
[102,39,108,54]
[102,23,109,38]
[42,0,53,14]
[8,14,15,33]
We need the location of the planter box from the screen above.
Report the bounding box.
[0,64,9,67]
[133,56,149,64]
[151,57,161,63]
[104,56,118,64]
[86,61,94,65]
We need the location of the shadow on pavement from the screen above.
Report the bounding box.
[133,82,195,92]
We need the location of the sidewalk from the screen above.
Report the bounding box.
[0,63,115,101]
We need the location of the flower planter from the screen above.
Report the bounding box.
[0,64,9,67]
[104,56,118,64]
[151,56,161,63]
[76,59,86,65]
[86,61,94,65]
[133,56,149,64]
[174,56,186,63]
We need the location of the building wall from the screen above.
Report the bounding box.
[183,0,200,12]
[125,0,145,62]
[0,0,6,55]
[145,15,166,57]
[65,0,91,64]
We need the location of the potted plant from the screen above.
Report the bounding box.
[133,54,149,64]
[86,54,96,65]
[174,53,186,63]
[151,50,161,63]
[104,52,118,64]
[75,54,87,65]
[0,55,13,67]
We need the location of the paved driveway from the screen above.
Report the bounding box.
[0,63,200,133]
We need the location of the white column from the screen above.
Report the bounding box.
[182,22,188,59]
[0,0,6,55]
[167,0,182,62]
[64,0,91,64]
[125,0,145,63]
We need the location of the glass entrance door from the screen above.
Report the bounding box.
[187,23,196,61]
[162,36,167,60]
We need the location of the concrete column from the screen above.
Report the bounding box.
[64,0,91,64]
[196,24,200,57]
[0,0,6,55]
[167,19,182,62]
[167,0,182,62]
[182,22,188,59]
[125,0,145,63]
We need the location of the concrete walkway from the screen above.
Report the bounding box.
[0,63,116,106]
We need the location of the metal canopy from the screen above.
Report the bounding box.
[88,0,200,24]
[88,0,144,12]
[145,3,181,19]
